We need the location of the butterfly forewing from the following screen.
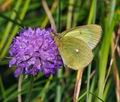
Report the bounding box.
[58,36,93,70]
[61,24,102,49]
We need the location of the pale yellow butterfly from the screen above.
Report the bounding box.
[53,24,102,70]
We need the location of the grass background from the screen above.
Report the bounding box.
[0,0,120,102]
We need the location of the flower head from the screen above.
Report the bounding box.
[9,28,63,77]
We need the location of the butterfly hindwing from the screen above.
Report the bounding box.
[58,36,93,70]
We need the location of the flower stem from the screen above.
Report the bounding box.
[18,75,23,102]
[56,1,62,102]
[56,69,62,102]
[73,69,84,102]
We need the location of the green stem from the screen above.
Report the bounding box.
[87,0,97,24]
[89,91,104,102]
[56,69,62,102]
[88,76,96,102]
[86,65,91,102]
[25,76,34,102]
[66,0,74,29]
[73,0,81,27]
[56,0,61,32]
[78,91,87,101]
[56,1,62,102]
[18,75,23,102]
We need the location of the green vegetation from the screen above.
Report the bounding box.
[0,0,120,102]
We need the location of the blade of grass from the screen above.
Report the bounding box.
[86,65,92,102]
[78,91,87,101]
[0,0,22,52]
[89,91,104,102]
[112,30,120,102]
[0,14,24,27]
[66,0,74,29]
[42,0,56,31]
[4,78,30,102]
[104,34,119,88]
[103,79,112,101]
[87,76,96,102]
[98,0,116,101]
[25,76,34,102]
[0,0,31,59]
[87,0,96,24]
[40,75,53,101]
[73,0,81,27]
[0,76,6,100]
[5,84,17,97]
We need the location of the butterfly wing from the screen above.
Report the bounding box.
[58,36,93,70]
[61,24,102,49]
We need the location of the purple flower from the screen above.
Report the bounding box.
[9,28,63,77]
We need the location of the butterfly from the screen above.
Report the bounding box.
[53,24,102,70]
